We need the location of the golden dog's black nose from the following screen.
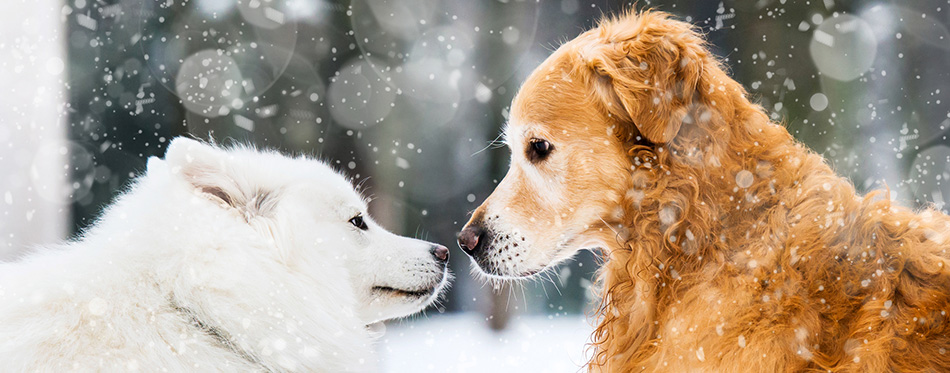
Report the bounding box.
[457,226,485,255]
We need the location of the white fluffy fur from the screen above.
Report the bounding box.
[0,138,449,372]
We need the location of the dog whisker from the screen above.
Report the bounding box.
[471,131,507,157]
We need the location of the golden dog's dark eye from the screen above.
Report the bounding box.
[527,138,553,162]
[349,214,368,230]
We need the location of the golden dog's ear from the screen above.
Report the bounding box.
[583,11,710,144]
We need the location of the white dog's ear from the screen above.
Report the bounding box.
[164,137,276,218]
[146,156,167,173]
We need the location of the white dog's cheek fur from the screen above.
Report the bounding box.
[280,207,445,324]
[347,230,446,323]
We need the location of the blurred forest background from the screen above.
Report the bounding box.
[7,0,946,368]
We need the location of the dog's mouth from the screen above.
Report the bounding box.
[371,285,434,298]
[372,269,449,300]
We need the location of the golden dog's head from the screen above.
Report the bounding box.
[458,11,739,278]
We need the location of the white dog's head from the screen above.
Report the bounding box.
[160,138,450,324]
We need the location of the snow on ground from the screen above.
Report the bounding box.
[378,313,593,373]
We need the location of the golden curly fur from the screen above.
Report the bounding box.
[585,11,950,371]
[459,9,950,372]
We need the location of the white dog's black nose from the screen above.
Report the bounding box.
[432,245,449,262]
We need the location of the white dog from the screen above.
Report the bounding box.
[0,138,450,372]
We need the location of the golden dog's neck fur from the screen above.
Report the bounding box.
[577,11,950,372]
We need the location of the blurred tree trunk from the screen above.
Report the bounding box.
[0,0,69,259]
[489,283,514,331]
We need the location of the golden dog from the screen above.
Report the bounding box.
[458,10,950,372]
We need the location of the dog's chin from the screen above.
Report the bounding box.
[468,256,548,280]
[363,275,448,325]
[479,267,544,280]
[468,241,585,280]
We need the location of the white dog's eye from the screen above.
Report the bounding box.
[527,138,553,162]
[349,214,368,230]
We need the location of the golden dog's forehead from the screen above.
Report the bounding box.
[508,47,606,144]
